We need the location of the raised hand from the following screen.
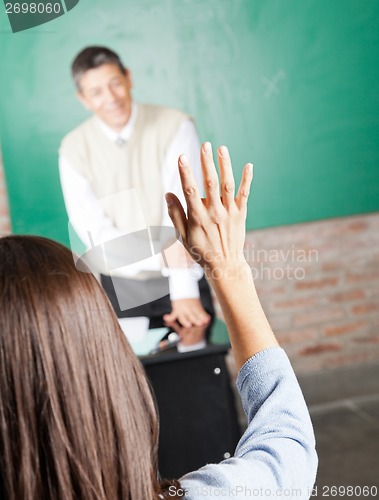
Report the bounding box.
[165,142,253,276]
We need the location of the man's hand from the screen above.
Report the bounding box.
[163,320,207,347]
[163,298,211,328]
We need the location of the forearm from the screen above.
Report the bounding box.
[208,261,278,371]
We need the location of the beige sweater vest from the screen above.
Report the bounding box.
[60,103,189,233]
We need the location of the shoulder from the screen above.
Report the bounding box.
[138,102,191,126]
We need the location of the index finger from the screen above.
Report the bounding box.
[236,163,253,210]
[178,154,205,218]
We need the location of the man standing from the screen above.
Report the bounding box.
[59,46,213,328]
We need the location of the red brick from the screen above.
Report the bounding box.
[274,297,317,310]
[293,307,345,327]
[321,262,345,273]
[329,289,365,302]
[325,349,379,369]
[347,270,379,284]
[295,277,339,290]
[346,220,368,232]
[354,334,379,344]
[276,328,318,345]
[324,322,367,337]
[352,302,379,315]
[299,343,341,356]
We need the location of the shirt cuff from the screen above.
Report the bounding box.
[167,268,202,300]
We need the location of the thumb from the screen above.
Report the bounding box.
[165,193,187,242]
[163,312,177,322]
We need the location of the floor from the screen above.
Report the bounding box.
[298,362,379,499]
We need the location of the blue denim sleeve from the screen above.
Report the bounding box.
[179,347,318,499]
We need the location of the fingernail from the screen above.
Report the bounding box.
[219,145,229,157]
[203,142,211,152]
[165,194,174,206]
[179,154,188,166]
[247,163,253,174]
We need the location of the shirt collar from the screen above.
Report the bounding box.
[95,101,138,143]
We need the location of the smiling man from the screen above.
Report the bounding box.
[59,46,214,328]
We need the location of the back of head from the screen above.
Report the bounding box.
[72,46,126,90]
[0,235,159,500]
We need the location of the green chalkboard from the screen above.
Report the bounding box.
[0,0,378,246]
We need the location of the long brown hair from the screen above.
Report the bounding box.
[0,235,181,499]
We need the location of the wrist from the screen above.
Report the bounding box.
[205,259,252,285]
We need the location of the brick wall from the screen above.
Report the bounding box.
[216,213,379,374]
[0,149,11,235]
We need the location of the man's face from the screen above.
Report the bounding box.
[77,63,133,132]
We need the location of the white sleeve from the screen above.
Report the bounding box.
[59,156,162,277]
[160,119,204,300]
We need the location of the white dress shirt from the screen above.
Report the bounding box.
[59,102,204,300]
